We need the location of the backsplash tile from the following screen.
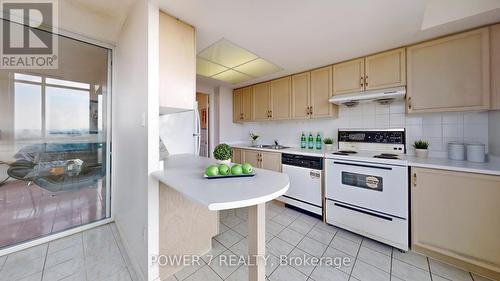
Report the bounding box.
[234,101,489,158]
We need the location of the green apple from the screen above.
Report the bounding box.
[230,164,243,175]
[218,164,230,176]
[241,163,253,174]
[205,165,219,177]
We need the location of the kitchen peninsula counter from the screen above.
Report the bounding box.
[151,154,289,281]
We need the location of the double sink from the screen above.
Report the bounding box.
[251,144,290,150]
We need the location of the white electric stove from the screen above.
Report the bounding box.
[325,128,409,251]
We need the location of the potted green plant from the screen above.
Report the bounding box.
[213,144,233,164]
[250,133,259,146]
[323,138,334,150]
[413,140,429,158]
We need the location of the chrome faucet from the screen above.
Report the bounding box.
[274,139,279,146]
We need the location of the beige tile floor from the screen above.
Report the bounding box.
[0,223,136,281]
[168,202,494,281]
[0,202,494,281]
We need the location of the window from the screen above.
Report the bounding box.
[14,74,96,139]
[14,82,42,139]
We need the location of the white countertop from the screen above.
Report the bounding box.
[230,143,500,176]
[408,156,500,176]
[231,143,327,157]
[151,154,290,211]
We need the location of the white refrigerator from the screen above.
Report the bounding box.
[159,107,201,155]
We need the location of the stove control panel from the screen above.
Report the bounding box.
[338,130,405,145]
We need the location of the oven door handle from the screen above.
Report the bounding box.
[334,202,393,221]
[333,161,392,170]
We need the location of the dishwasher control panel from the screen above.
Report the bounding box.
[282,153,323,170]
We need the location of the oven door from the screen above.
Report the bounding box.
[326,159,408,218]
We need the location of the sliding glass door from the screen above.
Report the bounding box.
[0,22,111,249]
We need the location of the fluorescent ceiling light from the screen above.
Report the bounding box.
[198,39,258,68]
[196,58,228,77]
[211,69,251,84]
[233,58,281,77]
[197,38,281,84]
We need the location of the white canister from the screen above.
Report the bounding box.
[448,142,465,161]
[466,143,486,163]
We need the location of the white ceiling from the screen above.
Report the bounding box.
[158,0,500,89]
[58,0,135,45]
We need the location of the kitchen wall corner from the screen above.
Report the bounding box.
[489,110,500,156]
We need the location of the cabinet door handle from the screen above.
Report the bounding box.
[365,75,368,87]
[412,173,417,187]
[269,110,272,118]
[310,106,313,115]
[407,97,412,110]
[360,76,364,87]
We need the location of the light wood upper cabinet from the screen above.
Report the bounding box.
[270,76,291,120]
[241,86,254,121]
[491,24,500,110]
[332,48,405,95]
[261,151,282,172]
[365,48,406,90]
[242,150,261,168]
[411,167,500,280]
[332,58,365,95]
[310,66,336,118]
[406,28,490,113]
[253,82,271,121]
[233,86,253,122]
[233,89,243,123]
[159,12,195,110]
[291,72,310,119]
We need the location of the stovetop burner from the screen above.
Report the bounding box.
[332,150,358,156]
[373,153,400,159]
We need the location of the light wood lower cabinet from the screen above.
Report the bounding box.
[411,167,500,280]
[491,23,500,110]
[242,149,261,168]
[406,28,490,113]
[232,148,242,164]
[260,152,282,172]
[242,149,282,172]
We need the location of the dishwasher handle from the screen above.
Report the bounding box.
[309,170,321,179]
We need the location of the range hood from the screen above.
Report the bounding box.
[329,86,406,106]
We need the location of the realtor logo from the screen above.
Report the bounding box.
[1,0,58,69]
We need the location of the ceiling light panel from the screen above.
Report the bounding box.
[211,69,252,84]
[196,58,228,77]
[198,39,258,68]
[233,58,281,77]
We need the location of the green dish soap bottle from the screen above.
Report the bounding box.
[316,133,322,150]
[300,132,306,149]
[308,132,314,149]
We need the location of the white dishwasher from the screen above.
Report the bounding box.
[279,153,323,216]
